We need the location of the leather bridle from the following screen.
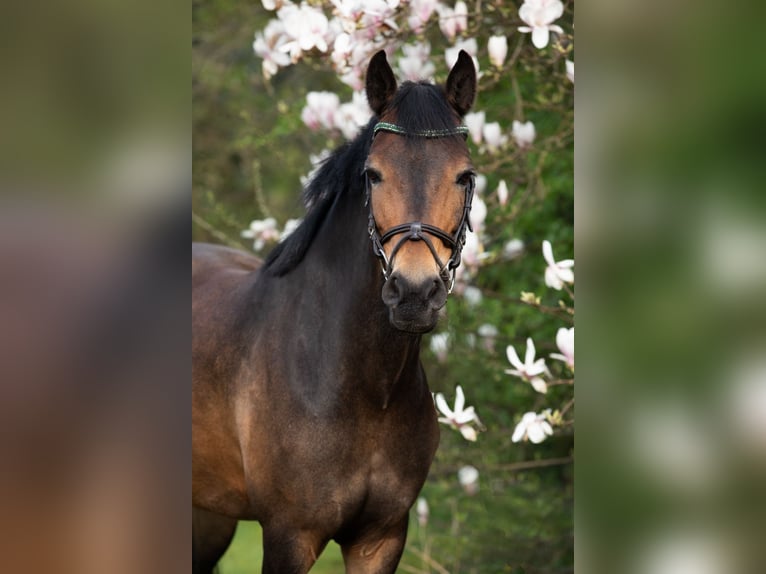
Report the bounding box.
[364,121,475,294]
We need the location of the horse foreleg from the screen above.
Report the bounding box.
[340,517,409,574]
[192,506,238,574]
[261,526,326,574]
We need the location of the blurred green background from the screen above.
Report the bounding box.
[193,1,573,572]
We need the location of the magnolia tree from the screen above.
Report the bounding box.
[247,0,574,515]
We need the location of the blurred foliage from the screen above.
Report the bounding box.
[194,1,573,572]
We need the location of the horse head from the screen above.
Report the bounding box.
[364,50,477,334]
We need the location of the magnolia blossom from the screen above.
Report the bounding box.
[437,1,468,42]
[457,465,479,495]
[242,217,280,251]
[469,195,487,233]
[463,111,485,145]
[335,91,372,139]
[518,0,565,49]
[543,239,574,290]
[512,120,536,148]
[397,42,435,81]
[434,385,482,441]
[482,122,508,153]
[496,179,509,206]
[462,285,483,306]
[277,3,331,61]
[429,332,450,363]
[488,35,508,67]
[416,497,429,526]
[550,326,574,370]
[408,0,438,32]
[301,91,340,131]
[253,20,292,79]
[503,238,525,259]
[474,173,487,195]
[566,59,574,83]
[512,410,554,443]
[506,337,548,394]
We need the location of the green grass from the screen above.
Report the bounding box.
[219,521,345,574]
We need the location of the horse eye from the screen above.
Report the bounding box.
[365,169,382,185]
[456,172,475,188]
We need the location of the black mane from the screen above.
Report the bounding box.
[263,81,462,277]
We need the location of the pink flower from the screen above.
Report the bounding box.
[512,120,536,148]
[542,240,574,290]
[253,20,292,79]
[496,179,509,206]
[463,111,485,145]
[488,35,508,67]
[397,42,435,81]
[482,121,508,153]
[550,326,574,370]
[518,0,564,49]
[301,91,340,130]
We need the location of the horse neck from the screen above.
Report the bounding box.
[281,184,425,408]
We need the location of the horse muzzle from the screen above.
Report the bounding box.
[381,271,447,333]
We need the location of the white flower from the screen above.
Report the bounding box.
[462,285,483,306]
[482,122,508,153]
[478,323,498,353]
[335,91,372,139]
[474,173,487,195]
[542,240,574,290]
[503,238,524,259]
[463,111,485,145]
[506,337,548,393]
[566,59,574,83]
[278,3,330,60]
[457,465,479,495]
[434,385,482,441]
[437,1,468,42]
[429,332,449,363]
[488,35,508,68]
[397,42,435,81]
[416,497,429,526]
[512,410,554,443]
[408,0,438,32]
[253,20,292,79]
[550,326,574,370]
[469,195,487,233]
[496,179,509,206]
[301,91,340,130]
[512,120,536,148]
[242,217,280,251]
[518,0,565,49]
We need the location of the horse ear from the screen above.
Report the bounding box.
[365,50,397,117]
[445,50,477,116]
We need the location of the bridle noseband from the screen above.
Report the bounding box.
[365,121,475,294]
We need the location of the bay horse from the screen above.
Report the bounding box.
[192,49,477,573]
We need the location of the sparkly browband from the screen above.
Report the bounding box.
[372,121,470,139]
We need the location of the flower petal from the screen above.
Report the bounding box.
[454,385,466,414]
[511,420,526,442]
[435,393,452,417]
[542,240,555,265]
[531,26,550,49]
[530,377,548,394]
[506,345,524,370]
[525,337,536,366]
[460,426,478,441]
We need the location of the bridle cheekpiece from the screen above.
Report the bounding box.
[365,121,475,294]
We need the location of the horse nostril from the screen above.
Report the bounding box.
[426,279,440,300]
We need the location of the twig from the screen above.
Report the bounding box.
[192,211,249,250]
[405,546,451,574]
[497,456,573,473]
